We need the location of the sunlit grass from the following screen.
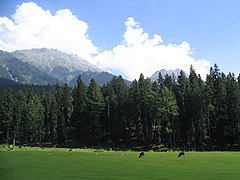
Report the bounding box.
[0,145,240,180]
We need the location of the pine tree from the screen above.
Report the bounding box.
[54,84,66,145]
[25,94,44,143]
[71,76,87,144]
[41,91,52,142]
[158,86,179,149]
[189,66,207,151]
[215,72,227,150]
[138,74,155,144]
[101,83,118,145]
[205,67,215,150]
[62,84,72,139]
[0,89,14,146]
[109,76,128,146]
[86,79,104,146]
[49,95,58,145]
[226,73,240,148]
[176,70,190,149]
[127,79,141,145]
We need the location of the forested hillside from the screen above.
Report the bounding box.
[1,64,240,151]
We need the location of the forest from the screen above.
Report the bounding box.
[0,64,240,151]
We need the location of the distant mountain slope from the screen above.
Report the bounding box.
[0,50,58,85]
[0,77,55,91]
[0,48,124,86]
[150,68,186,82]
[69,71,114,86]
[12,48,103,84]
[13,48,102,73]
[0,77,24,90]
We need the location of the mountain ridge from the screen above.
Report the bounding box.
[0,48,124,86]
[0,48,186,86]
[150,68,186,82]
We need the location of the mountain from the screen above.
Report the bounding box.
[0,77,55,91]
[0,77,25,90]
[0,50,58,85]
[150,68,186,82]
[0,48,122,86]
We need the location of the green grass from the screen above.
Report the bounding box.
[1,146,240,180]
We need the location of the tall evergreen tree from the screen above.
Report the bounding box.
[101,83,118,145]
[71,76,87,144]
[62,84,72,139]
[14,90,27,145]
[205,67,215,150]
[158,86,179,149]
[41,91,52,142]
[25,94,44,143]
[109,76,128,146]
[189,66,207,151]
[86,79,104,146]
[53,84,66,144]
[176,70,190,149]
[0,89,14,146]
[215,72,227,150]
[127,79,142,145]
[138,74,155,144]
[226,73,240,147]
[49,95,58,145]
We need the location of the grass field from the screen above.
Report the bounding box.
[1,146,240,180]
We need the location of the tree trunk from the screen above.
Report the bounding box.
[208,113,213,151]
[7,129,10,148]
[168,133,173,150]
[157,125,161,145]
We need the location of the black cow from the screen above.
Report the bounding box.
[139,152,145,158]
[178,151,185,157]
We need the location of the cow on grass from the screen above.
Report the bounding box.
[139,152,145,158]
[178,151,185,158]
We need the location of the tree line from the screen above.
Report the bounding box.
[1,64,240,151]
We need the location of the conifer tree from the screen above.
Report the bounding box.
[86,79,104,146]
[71,76,87,144]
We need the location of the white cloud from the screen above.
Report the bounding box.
[0,3,211,81]
[0,2,98,60]
[93,17,211,80]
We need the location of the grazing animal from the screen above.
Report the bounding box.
[178,151,185,158]
[139,152,145,158]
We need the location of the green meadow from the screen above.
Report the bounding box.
[0,146,240,180]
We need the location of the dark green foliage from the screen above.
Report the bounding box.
[86,79,104,146]
[71,76,87,144]
[1,65,240,150]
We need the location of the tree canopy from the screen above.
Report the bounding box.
[1,65,240,151]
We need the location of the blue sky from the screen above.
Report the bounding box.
[0,0,240,80]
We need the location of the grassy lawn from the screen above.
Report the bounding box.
[0,146,240,180]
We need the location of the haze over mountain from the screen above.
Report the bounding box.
[0,48,118,86]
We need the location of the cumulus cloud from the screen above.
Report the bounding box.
[0,2,98,60]
[0,2,211,80]
[93,17,210,80]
